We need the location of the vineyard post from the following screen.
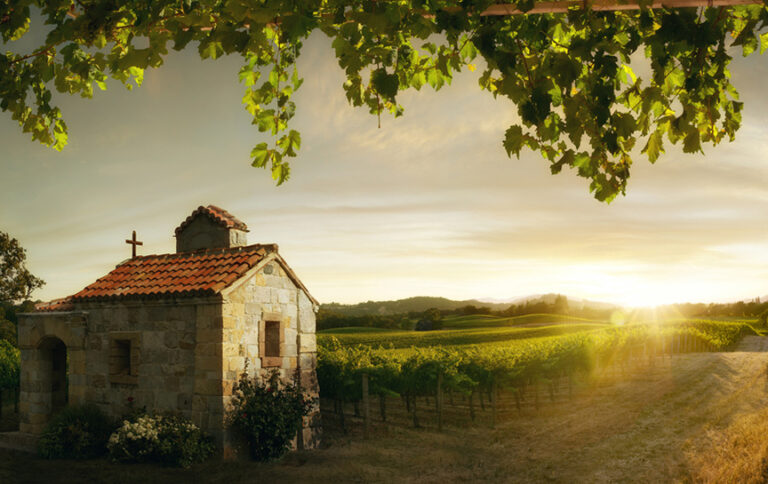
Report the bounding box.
[14,386,18,414]
[379,394,387,422]
[412,394,420,428]
[437,372,443,431]
[491,378,497,429]
[669,335,673,360]
[362,373,370,439]
[0,387,3,419]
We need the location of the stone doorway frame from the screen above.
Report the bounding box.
[17,311,88,434]
[37,337,68,415]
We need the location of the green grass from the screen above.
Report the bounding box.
[440,313,606,329]
[318,327,400,334]
[318,321,610,349]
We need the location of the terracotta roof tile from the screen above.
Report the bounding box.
[175,205,249,235]
[69,243,276,302]
[35,298,75,312]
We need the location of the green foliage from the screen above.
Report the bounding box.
[0,232,44,303]
[415,307,444,331]
[758,309,768,328]
[317,320,755,406]
[319,322,607,348]
[228,369,313,462]
[0,339,19,391]
[107,413,214,467]
[0,317,17,346]
[4,2,768,200]
[38,404,115,460]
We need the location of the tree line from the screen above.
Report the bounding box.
[319,294,768,331]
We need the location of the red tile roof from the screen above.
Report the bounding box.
[175,205,249,235]
[70,243,276,302]
[35,297,75,312]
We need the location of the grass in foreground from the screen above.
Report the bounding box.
[687,407,768,484]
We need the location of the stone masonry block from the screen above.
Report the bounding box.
[195,355,220,371]
[244,303,261,316]
[299,334,316,352]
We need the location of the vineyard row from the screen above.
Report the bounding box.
[316,320,757,431]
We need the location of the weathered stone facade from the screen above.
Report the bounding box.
[17,205,320,454]
[220,259,321,448]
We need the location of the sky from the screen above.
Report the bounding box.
[2,29,768,308]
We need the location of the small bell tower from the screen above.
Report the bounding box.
[174,205,249,252]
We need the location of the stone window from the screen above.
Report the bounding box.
[265,322,280,357]
[259,313,283,368]
[109,332,140,385]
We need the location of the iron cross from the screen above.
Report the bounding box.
[125,230,143,258]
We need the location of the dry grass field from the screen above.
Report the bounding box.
[2,335,768,483]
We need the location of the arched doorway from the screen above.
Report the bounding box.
[38,337,68,415]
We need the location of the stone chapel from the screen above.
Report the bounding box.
[17,205,321,452]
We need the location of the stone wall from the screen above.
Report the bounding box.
[175,215,247,252]
[17,298,229,442]
[221,257,321,453]
[17,311,88,434]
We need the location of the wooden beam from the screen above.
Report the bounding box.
[481,0,762,15]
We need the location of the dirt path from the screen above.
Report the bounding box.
[3,337,767,483]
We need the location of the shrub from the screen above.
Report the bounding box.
[107,413,214,467]
[38,404,115,459]
[0,340,19,391]
[759,309,768,328]
[229,369,313,461]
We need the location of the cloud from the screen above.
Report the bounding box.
[2,33,767,306]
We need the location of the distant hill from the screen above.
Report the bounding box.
[320,294,618,316]
[481,293,618,311]
[321,296,511,316]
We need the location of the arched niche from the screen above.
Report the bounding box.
[36,336,69,417]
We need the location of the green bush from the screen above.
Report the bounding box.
[107,413,214,467]
[759,309,768,328]
[229,369,313,461]
[38,404,115,459]
[0,339,19,391]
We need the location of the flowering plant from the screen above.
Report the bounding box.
[107,413,214,467]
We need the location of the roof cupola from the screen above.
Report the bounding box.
[174,205,249,253]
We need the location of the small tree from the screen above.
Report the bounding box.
[415,307,443,331]
[1,232,44,304]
